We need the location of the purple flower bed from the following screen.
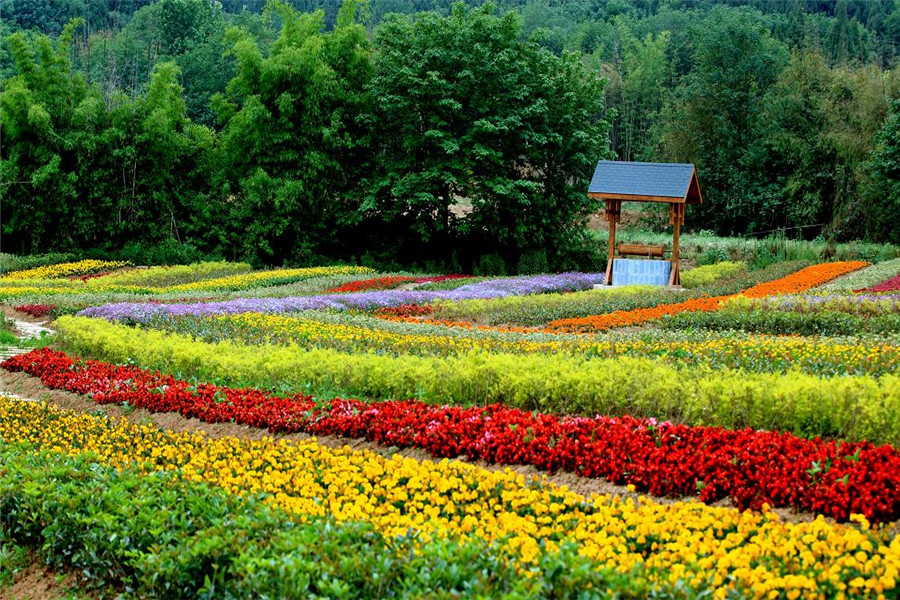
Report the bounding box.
[79,273,605,323]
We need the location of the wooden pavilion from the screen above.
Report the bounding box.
[588,160,702,286]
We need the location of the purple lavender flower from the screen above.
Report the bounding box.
[79,272,605,323]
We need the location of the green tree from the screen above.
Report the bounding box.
[0,21,212,255]
[367,2,611,271]
[211,0,372,265]
[604,26,671,162]
[866,99,900,242]
[660,6,789,234]
[863,102,900,243]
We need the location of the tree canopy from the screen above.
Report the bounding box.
[3,0,900,269]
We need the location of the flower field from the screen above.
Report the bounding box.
[2,256,900,597]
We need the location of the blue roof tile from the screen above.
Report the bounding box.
[588,161,697,200]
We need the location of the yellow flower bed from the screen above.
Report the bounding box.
[2,259,130,280]
[0,265,374,298]
[164,265,373,292]
[1,397,896,599]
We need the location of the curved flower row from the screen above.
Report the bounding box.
[2,259,131,281]
[2,397,897,598]
[0,266,375,300]
[326,275,419,292]
[158,312,900,376]
[5,347,899,522]
[724,293,900,316]
[66,269,122,282]
[78,272,604,322]
[545,261,868,333]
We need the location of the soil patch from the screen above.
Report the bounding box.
[0,552,94,600]
[0,306,49,326]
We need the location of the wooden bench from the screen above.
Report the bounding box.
[617,243,667,258]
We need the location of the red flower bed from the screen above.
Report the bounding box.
[856,274,900,293]
[13,304,56,318]
[327,274,472,293]
[4,347,899,523]
[326,276,418,293]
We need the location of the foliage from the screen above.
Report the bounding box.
[866,99,900,244]
[5,1,900,265]
[0,441,660,598]
[210,0,373,265]
[0,23,214,256]
[0,252,74,275]
[365,3,611,271]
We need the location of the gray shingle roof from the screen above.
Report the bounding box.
[588,161,698,201]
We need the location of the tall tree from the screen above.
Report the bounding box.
[367,2,611,271]
[1,20,212,254]
[660,6,789,234]
[211,0,372,265]
[866,99,900,243]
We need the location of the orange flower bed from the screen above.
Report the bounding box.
[544,261,868,334]
[543,295,731,333]
[740,261,867,298]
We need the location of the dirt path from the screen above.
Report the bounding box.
[0,312,55,363]
[11,320,54,339]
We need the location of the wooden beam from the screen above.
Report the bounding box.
[618,243,666,258]
[605,199,618,285]
[589,192,684,204]
[670,203,682,286]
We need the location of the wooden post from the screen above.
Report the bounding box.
[605,200,619,285]
[669,203,682,286]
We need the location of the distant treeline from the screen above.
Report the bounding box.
[2,0,900,270]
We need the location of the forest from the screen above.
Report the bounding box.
[2,0,900,271]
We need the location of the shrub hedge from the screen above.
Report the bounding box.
[54,316,900,443]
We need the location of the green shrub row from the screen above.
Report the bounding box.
[435,261,809,325]
[0,443,667,599]
[594,229,900,266]
[55,317,900,444]
[0,252,75,275]
[659,309,900,337]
